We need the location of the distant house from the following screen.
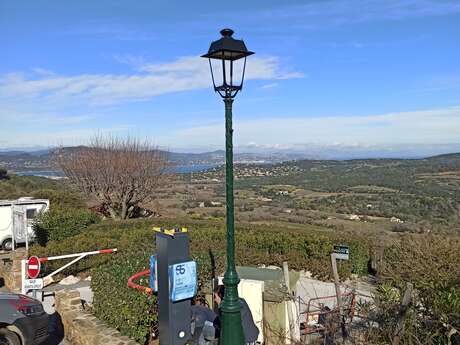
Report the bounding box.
[276,190,289,196]
[257,197,273,202]
[390,216,404,223]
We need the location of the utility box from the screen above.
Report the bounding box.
[156,228,196,345]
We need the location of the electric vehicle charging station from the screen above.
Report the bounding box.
[127,227,197,345]
[155,227,197,345]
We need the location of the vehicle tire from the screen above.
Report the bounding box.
[0,328,21,345]
[1,239,12,251]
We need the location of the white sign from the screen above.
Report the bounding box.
[333,245,350,260]
[169,261,197,302]
[24,278,44,290]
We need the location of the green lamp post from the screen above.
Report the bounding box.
[202,28,254,345]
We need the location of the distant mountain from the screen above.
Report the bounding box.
[0,147,294,171]
[1,145,460,172]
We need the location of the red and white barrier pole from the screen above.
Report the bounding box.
[22,248,117,292]
[38,248,117,262]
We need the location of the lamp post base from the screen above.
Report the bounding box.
[220,270,244,345]
[220,309,245,345]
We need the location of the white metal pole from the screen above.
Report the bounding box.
[21,259,26,294]
[25,221,28,253]
[11,210,15,251]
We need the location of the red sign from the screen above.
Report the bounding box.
[27,256,41,279]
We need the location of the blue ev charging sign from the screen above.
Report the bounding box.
[150,255,158,293]
[169,261,197,302]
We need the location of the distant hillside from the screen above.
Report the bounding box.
[0,147,299,172]
[218,152,460,230]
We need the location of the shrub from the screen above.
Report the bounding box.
[29,219,154,275]
[92,250,157,345]
[33,207,100,245]
[31,217,370,279]
[377,235,460,344]
[0,167,8,180]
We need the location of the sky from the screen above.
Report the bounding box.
[1,0,460,154]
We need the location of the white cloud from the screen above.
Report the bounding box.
[265,0,460,30]
[3,105,459,152]
[31,68,55,76]
[260,83,278,89]
[164,106,460,147]
[0,56,303,106]
[0,108,97,125]
[0,125,132,149]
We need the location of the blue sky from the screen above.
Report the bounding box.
[1,0,460,153]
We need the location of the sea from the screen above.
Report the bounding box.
[15,164,217,178]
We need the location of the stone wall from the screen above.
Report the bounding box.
[55,289,140,345]
[0,248,27,292]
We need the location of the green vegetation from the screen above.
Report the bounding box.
[0,174,59,199]
[8,154,460,344]
[30,218,369,343]
[31,217,460,344]
[92,250,157,344]
[364,236,460,344]
[229,154,460,231]
[33,207,100,245]
[0,174,85,208]
[0,167,7,180]
[30,218,369,279]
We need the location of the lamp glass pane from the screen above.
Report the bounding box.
[224,60,232,86]
[210,58,223,88]
[231,58,245,87]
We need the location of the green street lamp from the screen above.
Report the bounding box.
[202,28,254,345]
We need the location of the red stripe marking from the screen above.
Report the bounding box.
[99,249,115,254]
[39,258,48,262]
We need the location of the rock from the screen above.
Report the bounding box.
[59,275,81,285]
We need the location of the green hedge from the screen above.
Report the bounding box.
[30,220,152,276]
[92,250,157,344]
[31,219,368,343]
[31,218,369,280]
[32,218,370,342]
[32,218,460,344]
[33,207,100,245]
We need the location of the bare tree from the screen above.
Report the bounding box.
[54,136,171,219]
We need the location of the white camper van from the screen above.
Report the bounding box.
[0,198,49,250]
